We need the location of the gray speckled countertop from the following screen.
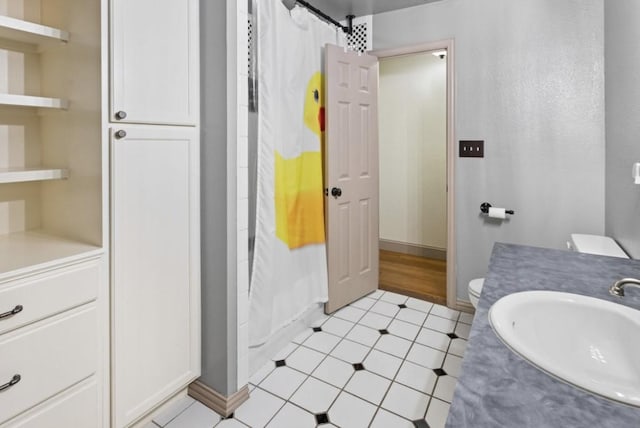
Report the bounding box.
[446,243,640,428]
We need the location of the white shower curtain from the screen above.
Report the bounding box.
[249,0,344,346]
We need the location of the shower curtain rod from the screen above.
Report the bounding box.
[285,0,354,34]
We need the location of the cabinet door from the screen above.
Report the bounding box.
[110,0,198,125]
[111,126,200,427]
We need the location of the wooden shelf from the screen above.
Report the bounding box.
[0,167,68,184]
[0,93,68,109]
[0,230,101,279]
[0,15,68,46]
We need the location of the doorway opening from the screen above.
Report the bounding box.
[374,41,456,308]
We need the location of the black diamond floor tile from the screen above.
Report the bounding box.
[379,329,389,335]
[315,412,330,424]
[433,368,447,376]
[447,332,458,339]
[413,419,430,428]
[352,362,365,371]
[398,303,408,309]
[313,326,322,332]
[275,359,286,367]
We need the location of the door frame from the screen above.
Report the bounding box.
[372,39,460,310]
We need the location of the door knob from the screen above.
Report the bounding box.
[114,130,127,139]
[331,187,342,198]
[114,111,127,120]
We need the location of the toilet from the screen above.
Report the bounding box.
[468,234,628,309]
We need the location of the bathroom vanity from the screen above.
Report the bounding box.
[447,243,640,427]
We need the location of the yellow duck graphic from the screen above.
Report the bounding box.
[275,72,326,249]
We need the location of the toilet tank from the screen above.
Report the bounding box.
[568,234,629,259]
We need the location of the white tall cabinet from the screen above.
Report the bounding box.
[109,0,200,427]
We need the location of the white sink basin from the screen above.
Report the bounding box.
[489,290,640,407]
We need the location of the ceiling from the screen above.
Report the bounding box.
[313,0,442,18]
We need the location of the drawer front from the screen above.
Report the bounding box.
[0,260,99,335]
[0,306,98,424]
[2,379,99,428]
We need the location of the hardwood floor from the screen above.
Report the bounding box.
[379,249,447,305]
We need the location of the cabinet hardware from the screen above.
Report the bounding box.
[115,111,127,120]
[0,374,21,392]
[114,130,127,139]
[0,305,23,320]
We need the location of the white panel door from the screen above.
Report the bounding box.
[110,0,198,125]
[111,126,200,427]
[325,44,380,313]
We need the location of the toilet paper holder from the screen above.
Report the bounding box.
[480,202,514,215]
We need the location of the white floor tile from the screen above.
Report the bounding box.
[350,297,377,311]
[286,346,325,374]
[344,370,391,405]
[387,319,421,341]
[363,349,403,379]
[333,305,367,323]
[381,382,430,421]
[302,331,340,354]
[430,304,461,321]
[395,308,428,326]
[425,398,451,428]
[379,291,409,305]
[458,311,474,325]
[153,396,195,426]
[292,328,313,344]
[415,328,450,352]
[369,300,400,318]
[250,361,276,386]
[455,322,471,340]
[328,392,377,428]
[165,401,221,428]
[216,418,248,427]
[234,388,285,428]
[311,313,331,327]
[443,354,463,378]
[272,342,298,361]
[448,338,467,357]
[345,324,380,347]
[395,360,438,394]
[290,377,340,414]
[322,317,354,337]
[369,409,414,428]
[424,315,457,334]
[368,289,385,299]
[405,297,434,313]
[374,334,412,359]
[433,375,458,403]
[406,343,446,369]
[358,312,392,330]
[330,339,370,364]
[312,355,355,388]
[259,366,307,399]
[265,403,315,428]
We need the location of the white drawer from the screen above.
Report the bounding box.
[0,260,99,335]
[2,379,99,428]
[0,305,98,424]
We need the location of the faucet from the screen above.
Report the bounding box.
[609,278,640,297]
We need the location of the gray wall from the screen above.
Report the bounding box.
[200,0,238,395]
[373,0,606,300]
[604,1,640,259]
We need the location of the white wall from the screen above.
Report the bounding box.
[379,53,447,249]
[604,0,640,259]
[374,0,606,301]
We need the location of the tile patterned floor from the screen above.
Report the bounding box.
[149,290,473,428]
